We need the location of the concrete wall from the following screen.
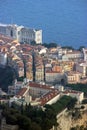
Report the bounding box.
[46,93,61,105]
[1,118,19,130]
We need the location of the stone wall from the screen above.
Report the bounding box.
[1,118,19,130]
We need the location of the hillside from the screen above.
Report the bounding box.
[0,66,16,92]
[57,107,87,130]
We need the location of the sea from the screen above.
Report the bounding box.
[0,0,87,48]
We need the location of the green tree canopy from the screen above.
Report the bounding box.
[43,42,57,48]
[0,66,16,91]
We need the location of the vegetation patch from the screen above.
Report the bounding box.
[0,95,77,130]
[66,83,87,97]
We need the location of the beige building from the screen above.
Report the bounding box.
[36,65,44,81]
[46,71,65,83]
[65,71,81,84]
[62,50,83,61]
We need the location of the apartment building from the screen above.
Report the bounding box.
[36,65,44,81]
[65,71,81,84]
[83,48,87,61]
[75,62,87,77]
[46,71,64,83]
[62,50,83,61]
[0,23,42,44]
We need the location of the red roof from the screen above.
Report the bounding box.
[39,90,60,106]
[63,90,82,95]
[16,87,28,98]
[29,82,53,90]
[46,70,60,73]
[0,34,13,43]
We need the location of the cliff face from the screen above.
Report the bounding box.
[57,111,72,130]
[72,112,87,128]
[57,110,87,130]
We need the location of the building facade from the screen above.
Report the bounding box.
[0,23,42,44]
[65,71,81,84]
[76,62,87,77]
[83,48,87,61]
[62,50,83,61]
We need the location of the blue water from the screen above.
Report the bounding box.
[0,0,87,48]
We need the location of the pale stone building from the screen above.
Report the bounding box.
[65,71,81,84]
[83,48,87,61]
[75,62,87,77]
[0,23,42,44]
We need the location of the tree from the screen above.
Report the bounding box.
[82,99,87,104]
[42,118,53,130]
[67,98,77,110]
[71,127,77,130]
[61,78,65,85]
[49,43,57,48]
[15,113,31,129]
[42,43,49,48]
[43,42,57,48]
[31,40,36,46]
[62,46,74,50]
[0,66,16,91]
[78,46,85,51]
[6,114,17,125]
[30,122,41,130]
[17,76,24,81]
[66,83,87,97]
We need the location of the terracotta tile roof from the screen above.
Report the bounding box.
[16,87,28,98]
[66,71,81,76]
[39,90,60,106]
[46,70,60,73]
[63,90,82,95]
[29,82,53,90]
[0,34,13,43]
[22,47,32,52]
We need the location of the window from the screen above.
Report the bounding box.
[18,31,20,35]
[10,30,13,37]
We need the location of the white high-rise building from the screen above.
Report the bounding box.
[0,23,42,44]
[83,48,87,61]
